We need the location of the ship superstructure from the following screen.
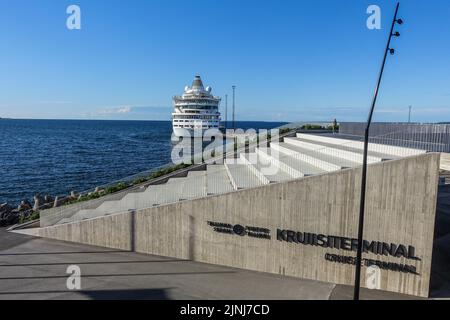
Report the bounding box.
[172,76,221,137]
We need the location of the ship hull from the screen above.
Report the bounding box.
[172,127,221,138]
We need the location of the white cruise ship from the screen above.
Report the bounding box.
[172,76,221,137]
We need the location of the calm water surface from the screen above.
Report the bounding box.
[0,119,286,205]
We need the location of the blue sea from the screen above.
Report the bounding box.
[0,119,286,206]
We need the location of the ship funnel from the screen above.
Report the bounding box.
[191,76,204,90]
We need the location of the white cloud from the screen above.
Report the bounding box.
[36,100,73,105]
[80,105,172,120]
[96,106,132,115]
[376,108,405,114]
[116,106,132,114]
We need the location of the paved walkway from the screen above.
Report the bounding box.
[0,229,418,300]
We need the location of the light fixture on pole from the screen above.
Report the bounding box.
[353,2,403,301]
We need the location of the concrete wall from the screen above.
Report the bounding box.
[33,212,132,251]
[22,153,440,297]
[440,153,450,171]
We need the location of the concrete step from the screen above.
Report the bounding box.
[225,160,265,190]
[56,218,72,225]
[100,184,165,214]
[180,171,207,200]
[150,177,187,205]
[293,136,397,161]
[71,208,96,221]
[270,142,348,171]
[206,165,235,195]
[73,180,186,221]
[279,142,360,169]
[297,133,427,157]
[256,147,326,177]
[73,170,212,222]
[241,153,292,183]
[284,137,383,164]
[256,148,305,178]
[187,170,207,178]
[90,187,153,216]
[166,177,185,184]
[239,154,271,185]
[53,184,149,225]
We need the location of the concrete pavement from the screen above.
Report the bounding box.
[0,228,418,300]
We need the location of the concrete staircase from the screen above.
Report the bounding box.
[54,133,427,225]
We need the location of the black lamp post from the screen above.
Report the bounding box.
[353,2,403,300]
[232,85,236,131]
[225,94,228,131]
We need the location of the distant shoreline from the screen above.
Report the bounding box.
[0,118,291,124]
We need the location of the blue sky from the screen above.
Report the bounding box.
[0,0,449,122]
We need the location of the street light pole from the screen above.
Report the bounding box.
[408,105,412,123]
[225,94,228,130]
[353,2,403,300]
[232,85,236,131]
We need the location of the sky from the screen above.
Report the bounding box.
[0,0,449,123]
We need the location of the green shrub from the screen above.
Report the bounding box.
[133,177,149,185]
[20,211,40,224]
[326,124,340,131]
[149,163,191,180]
[301,124,325,130]
[300,124,339,131]
[280,128,292,135]
[105,182,129,194]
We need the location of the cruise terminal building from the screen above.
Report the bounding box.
[15,132,444,298]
